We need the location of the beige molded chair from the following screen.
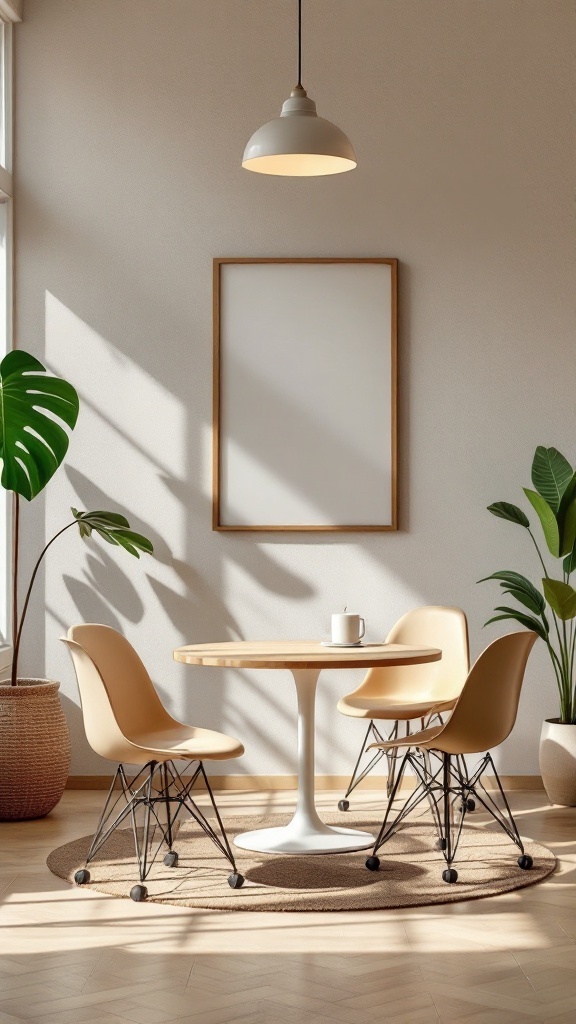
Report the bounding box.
[364,630,538,883]
[62,624,245,900]
[337,606,469,809]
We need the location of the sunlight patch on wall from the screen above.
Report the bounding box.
[200,421,213,498]
[45,292,185,478]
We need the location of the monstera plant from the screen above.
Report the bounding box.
[481,446,576,805]
[0,350,153,820]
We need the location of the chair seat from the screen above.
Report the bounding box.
[132,725,244,761]
[368,723,445,750]
[336,694,457,721]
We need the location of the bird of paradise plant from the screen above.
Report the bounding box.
[480,446,576,724]
[0,350,153,686]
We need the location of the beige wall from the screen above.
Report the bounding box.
[14,0,576,775]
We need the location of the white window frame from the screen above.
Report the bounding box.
[0,6,15,678]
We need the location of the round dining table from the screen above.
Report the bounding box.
[173,641,442,856]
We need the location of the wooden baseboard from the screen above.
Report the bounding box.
[65,773,545,791]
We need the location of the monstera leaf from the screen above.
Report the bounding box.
[0,350,79,500]
[71,508,154,558]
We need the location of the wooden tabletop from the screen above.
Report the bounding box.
[173,640,442,670]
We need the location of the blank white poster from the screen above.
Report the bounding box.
[215,260,397,531]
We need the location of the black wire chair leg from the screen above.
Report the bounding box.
[75,761,173,900]
[85,762,160,865]
[485,756,524,850]
[440,754,458,882]
[199,764,238,870]
[162,762,174,849]
[449,753,533,874]
[339,721,391,809]
[365,746,534,885]
[83,766,122,865]
[345,721,374,797]
[414,750,445,843]
[370,748,411,858]
[140,763,156,882]
[76,758,248,896]
[166,761,245,888]
[467,754,532,871]
[367,751,450,872]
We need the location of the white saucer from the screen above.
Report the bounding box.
[320,641,365,648]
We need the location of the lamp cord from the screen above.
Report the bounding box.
[297,0,302,86]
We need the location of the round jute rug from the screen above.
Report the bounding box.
[47,812,555,911]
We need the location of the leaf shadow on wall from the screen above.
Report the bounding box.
[160,475,316,600]
[62,548,146,629]
[62,464,301,770]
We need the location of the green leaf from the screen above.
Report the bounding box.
[486,608,548,641]
[487,502,530,528]
[563,542,576,576]
[110,533,140,557]
[558,472,576,517]
[113,529,154,554]
[531,447,574,514]
[82,510,131,529]
[75,507,154,558]
[542,578,576,620]
[92,527,119,546]
[523,489,560,557]
[502,587,544,617]
[0,351,79,500]
[477,571,545,615]
[560,496,576,557]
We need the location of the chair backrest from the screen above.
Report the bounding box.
[355,606,469,703]
[62,623,175,762]
[431,630,538,755]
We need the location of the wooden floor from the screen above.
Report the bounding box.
[0,788,575,1024]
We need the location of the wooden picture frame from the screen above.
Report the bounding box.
[213,257,398,532]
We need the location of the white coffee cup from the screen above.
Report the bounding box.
[331,613,366,645]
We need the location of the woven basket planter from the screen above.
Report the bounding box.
[0,679,71,821]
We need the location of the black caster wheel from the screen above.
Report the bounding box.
[365,856,380,872]
[163,851,178,868]
[434,838,447,851]
[228,873,244,889]
[518,855,533,870]
[442,868,458,884]
[338,799,350,812]
[130,885,148,902]
[74,869,90,885]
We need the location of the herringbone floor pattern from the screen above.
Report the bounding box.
[1,789,575,1024]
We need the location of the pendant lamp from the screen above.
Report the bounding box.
[242,0,356,177]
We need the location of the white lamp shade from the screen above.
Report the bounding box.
[243,86,356,176]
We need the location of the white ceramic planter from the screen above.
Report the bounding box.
[539,719,576,806]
